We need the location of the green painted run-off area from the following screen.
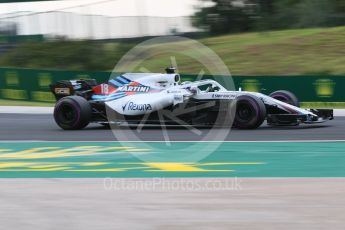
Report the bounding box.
[0,141,344,178]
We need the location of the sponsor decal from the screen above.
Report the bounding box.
[5,71,19,86]
[174,95,183,101]
[241,79,261,92]
[211,94,236,99]
[173,95,184,105]
[167,90,183,94]
[38,73,52,88]
[122,101,153,112]
[313,79,335,98]
[118,85,150,92]
[55,88,70,95]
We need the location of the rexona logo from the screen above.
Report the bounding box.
[122,101,153,111]
[118,85,150,92]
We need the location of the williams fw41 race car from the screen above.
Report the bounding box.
[50,67,333,130]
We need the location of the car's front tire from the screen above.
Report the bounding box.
[234,95,266,129]
[54,96,92,130]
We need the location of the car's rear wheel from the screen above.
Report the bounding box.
[54,96,92,130]
[234,95,266,129]
[269,90,299,107]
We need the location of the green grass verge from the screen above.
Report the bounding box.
[300,102,345,109]
[1,26,345,75]
[140,27,345,75]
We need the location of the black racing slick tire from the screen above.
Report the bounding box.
[234,95,266,129]
[269,90,299,107]
[54,96,92,130]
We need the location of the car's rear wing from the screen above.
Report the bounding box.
[50,79,97,101]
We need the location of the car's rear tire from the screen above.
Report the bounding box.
[234,95,266,129]
[54,96,92,130]
[269,90,299,107]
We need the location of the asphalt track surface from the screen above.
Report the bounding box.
[2,178,345,230]
[0,113,344,141]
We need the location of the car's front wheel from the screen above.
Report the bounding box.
[54,96,92,130]
[234,95,266,129]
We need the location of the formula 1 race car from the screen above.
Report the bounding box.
[50,67,333,130]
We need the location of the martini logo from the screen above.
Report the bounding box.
[118,85,150,92]
[122,101,153,111]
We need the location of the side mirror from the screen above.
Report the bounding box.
[213,86,220,92]
[189,86,198,95]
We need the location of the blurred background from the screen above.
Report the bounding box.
[0,0,344,106]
